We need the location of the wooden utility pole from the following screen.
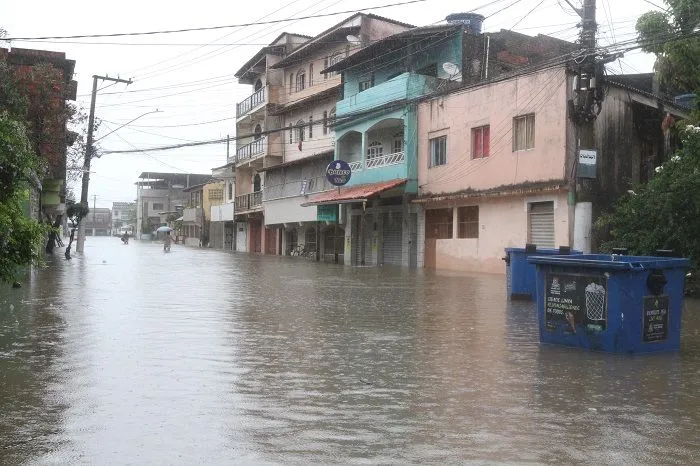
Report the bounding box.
[77,74,132,253]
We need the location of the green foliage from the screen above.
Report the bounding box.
[0,191,50,283]
[597,126,700,265]
[637,0,700,120]
[0,112,42,200]
[66,202,89,225]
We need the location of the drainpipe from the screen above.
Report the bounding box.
[484,34,490,79]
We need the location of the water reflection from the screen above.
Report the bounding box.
[0,237,698,464]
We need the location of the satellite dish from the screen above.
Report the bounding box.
[346,34,361,44]
[442,62,460,76]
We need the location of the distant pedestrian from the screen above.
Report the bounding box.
[163,232,172,252]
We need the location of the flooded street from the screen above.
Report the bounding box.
[1,237,700,464]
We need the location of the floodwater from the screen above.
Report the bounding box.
[1,238,700,465]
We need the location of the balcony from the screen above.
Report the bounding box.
[236,136,267,164]
[236,86,266,118]
[235,191,262,212]
[182,207,203,225]
[336,73,441,118]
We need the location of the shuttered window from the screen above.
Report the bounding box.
[528,201,554,248]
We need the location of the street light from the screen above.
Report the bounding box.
[93,109,162,144]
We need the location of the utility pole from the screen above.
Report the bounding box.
[568,0,601,253]
[77,74,132,253]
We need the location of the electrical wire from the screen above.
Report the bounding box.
[4,0,426,41]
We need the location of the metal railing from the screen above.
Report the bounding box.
[348,160,363,172]
[366,151,405,169]
[236,86,266,117]
[236,135,267,163]
[235,191,262,211]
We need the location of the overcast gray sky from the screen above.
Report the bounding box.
[3,0,662,208]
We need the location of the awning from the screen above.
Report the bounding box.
[301,179,405,206]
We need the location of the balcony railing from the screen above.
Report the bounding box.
[348,160,363,172]
[236,86,266,118]
[236,135,267,163]
[349,151,405,172]
[235,191,262,211]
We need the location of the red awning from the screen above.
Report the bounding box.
[302,179,406,206]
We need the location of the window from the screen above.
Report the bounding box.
[294,119,305,143]
[528,201,555,248]
[152,202,164,211]
[426,208,453,239]
[322,111,328,135]
[209,188,223,201]
[289,123,293,144]
[392,131,403,153]
[295,70,306,92]
[367,141,383,159]
[513,114,535,151]
[326,52,343,77]
[359,73,374,92]
[429,136,447,167]
[228,182,233,200]
[309,63,313,87]
[457,206,479,238]
[308,116,313,139]
[472,125,490,158]
[289,74,293,94]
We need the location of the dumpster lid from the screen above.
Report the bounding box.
[527,254,690,270]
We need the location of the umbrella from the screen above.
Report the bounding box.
[156,226,173,233]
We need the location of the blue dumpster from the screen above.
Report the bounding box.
[527,254,690,353]
[504,245,581,300]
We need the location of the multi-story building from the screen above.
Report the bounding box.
[414,67,689,272]
[82,208,112,236]
[232,14,412,257]
[135,172,211,239]
[209,162,236,250]
[181,180,224,247]
[302,13,576,267]
[0,47,77,248]
[111,202,136,236]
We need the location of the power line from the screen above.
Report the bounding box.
[4,0,426,41]
[510,0,549,30]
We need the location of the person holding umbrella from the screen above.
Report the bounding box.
[156,226,174,252]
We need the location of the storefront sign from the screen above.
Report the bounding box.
[578,149,597,179]
[317,204,338,222]
[643,295,669,343]
[325,160,352,186]
[544,273,607,334]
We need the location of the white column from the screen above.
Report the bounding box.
[452,206,458,239]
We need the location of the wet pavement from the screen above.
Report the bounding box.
[1,237,700,464]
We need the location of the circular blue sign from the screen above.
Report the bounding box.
[325,160,352,186]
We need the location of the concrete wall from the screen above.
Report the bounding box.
[417,67,569,196]
[426,191,569,273]
[264,196,318,225]
[282,95,337,163]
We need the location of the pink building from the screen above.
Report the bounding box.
[415,66,688,273]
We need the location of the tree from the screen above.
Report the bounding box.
[597,125,700,267]
[0,112,50,283]
[636,0,700,118]
[63,201,89,259]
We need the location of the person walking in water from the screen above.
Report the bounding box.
[163,232,172,252]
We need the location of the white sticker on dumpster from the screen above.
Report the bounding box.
[545,273,607,334]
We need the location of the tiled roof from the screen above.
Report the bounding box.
[302,179,405,206]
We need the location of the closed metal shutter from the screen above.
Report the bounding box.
[529,201,555,248]
[352,215,372,265]
[381,211,403,266]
